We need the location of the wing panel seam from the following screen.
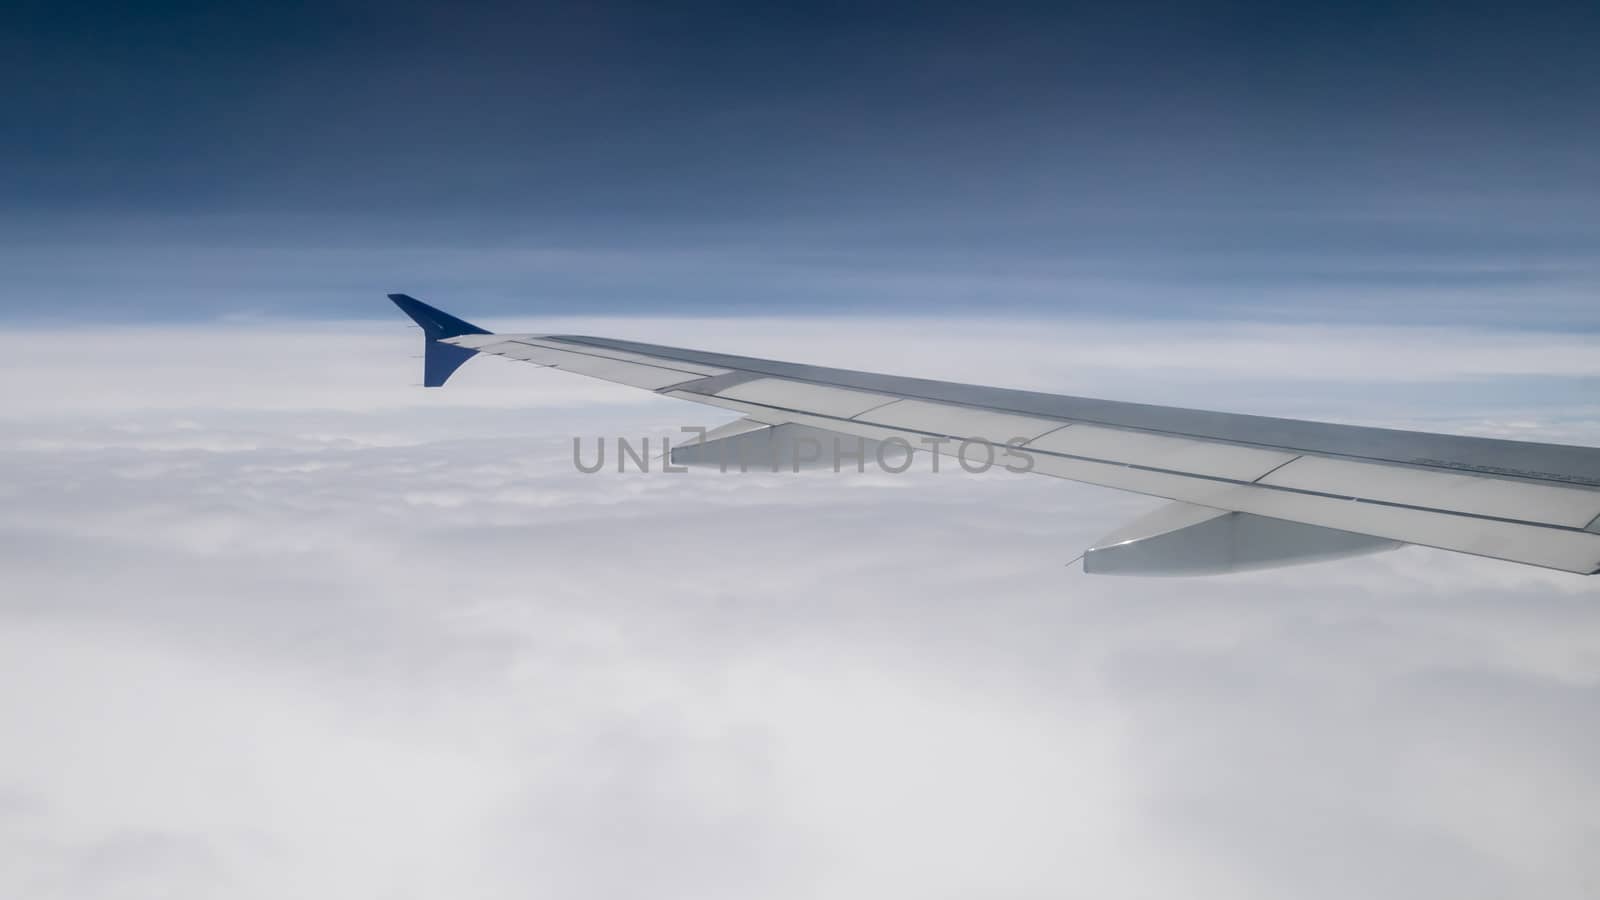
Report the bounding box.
[848,397,909,420]
[1251,455,1303,484]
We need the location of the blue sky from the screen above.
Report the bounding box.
[2,0,1597,326]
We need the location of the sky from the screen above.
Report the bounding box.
[2,0,1598,325]
[3,2,1600,898]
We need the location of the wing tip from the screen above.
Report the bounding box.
[387,293,492,341]
[389,293,491,387]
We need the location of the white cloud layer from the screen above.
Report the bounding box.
[1,316,1598,899]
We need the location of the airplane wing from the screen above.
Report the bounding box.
[390,293,1600,576]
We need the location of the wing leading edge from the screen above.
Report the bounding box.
[392,294,1600,576]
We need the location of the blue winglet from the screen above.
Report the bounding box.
[388,293,493,387]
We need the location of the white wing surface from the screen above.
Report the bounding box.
[393,294,1600,576]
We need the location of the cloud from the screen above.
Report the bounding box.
[0,317,1597,899]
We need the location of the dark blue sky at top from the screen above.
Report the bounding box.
[2,0,1597,325]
